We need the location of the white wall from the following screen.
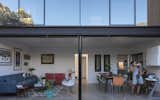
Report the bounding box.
[146,46,160,66]
[0,43,31,76]
[30,48,76,77]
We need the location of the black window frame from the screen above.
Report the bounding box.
[104,55,111,72]
[95,54,101,72]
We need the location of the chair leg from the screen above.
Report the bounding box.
[111,86,113,94]
[105,84,107,92]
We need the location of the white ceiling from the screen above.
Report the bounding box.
[0,37,159,49]
[83,37,160,48]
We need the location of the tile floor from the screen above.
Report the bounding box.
[0,84,158,100]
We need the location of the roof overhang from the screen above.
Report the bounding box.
[0,26,160,37]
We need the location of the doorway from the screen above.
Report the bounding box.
[75,54,88,82]
[82,56,87,79]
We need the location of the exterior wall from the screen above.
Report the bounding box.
[148,0,160,26]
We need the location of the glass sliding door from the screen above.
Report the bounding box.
[0,37,79,100]
[82,37,160,100]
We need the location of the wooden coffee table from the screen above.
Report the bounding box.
[16,86,29,96]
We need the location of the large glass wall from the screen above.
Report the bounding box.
[136,0,147,26]
[81,0,109,26]
[82,37,160,100]
[46,0,79,26]
[0,0,148,26]
[20,0,44,25]
[0,37,79,100]
[0,0,18,25]
[111,0,134,25]
[0,0,18,11]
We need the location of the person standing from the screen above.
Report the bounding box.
[136,63,144,94]
[131,62,139,94]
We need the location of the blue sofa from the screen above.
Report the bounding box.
[0,73,38,94]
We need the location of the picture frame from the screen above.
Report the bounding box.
[14,48,22,70]
[41,54,54,64]
[0,48,12,66]
[24,54,31,60]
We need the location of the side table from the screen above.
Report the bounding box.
[16,85,29,96]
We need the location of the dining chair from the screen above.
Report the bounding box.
[149,81,160,100]
[96,74,101,88]
[112,76,125,94]
[100,76,107,91]
[96,74,107,91]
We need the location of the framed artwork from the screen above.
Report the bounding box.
[95,54,101,72]
[0,48,12,66]
[104,55,110,72]
[41,54,54,64]
[24,54,31,60]
[14,48,22,70]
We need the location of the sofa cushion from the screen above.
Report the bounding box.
[45,73,54,80]
[17,75,38,87]
[45,73,65,85]
[55,73,65,85]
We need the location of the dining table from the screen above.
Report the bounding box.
[99,73,113,92]
[145,77,158,95]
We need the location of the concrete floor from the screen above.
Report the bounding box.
[0,83,155,100]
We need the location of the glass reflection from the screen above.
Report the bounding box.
[0,0,149,26]
[45,0,79,25]
[81,0,109,26]
[136,0,147,26]
[111,0,134,25]
[20,0,44,25]
[0,0,19,25]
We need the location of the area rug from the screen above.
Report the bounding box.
[31,86,64,97]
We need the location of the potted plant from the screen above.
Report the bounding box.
[104,64,110,72]
[28,67,35,75]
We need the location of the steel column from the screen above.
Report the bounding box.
[78,36,82,100]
